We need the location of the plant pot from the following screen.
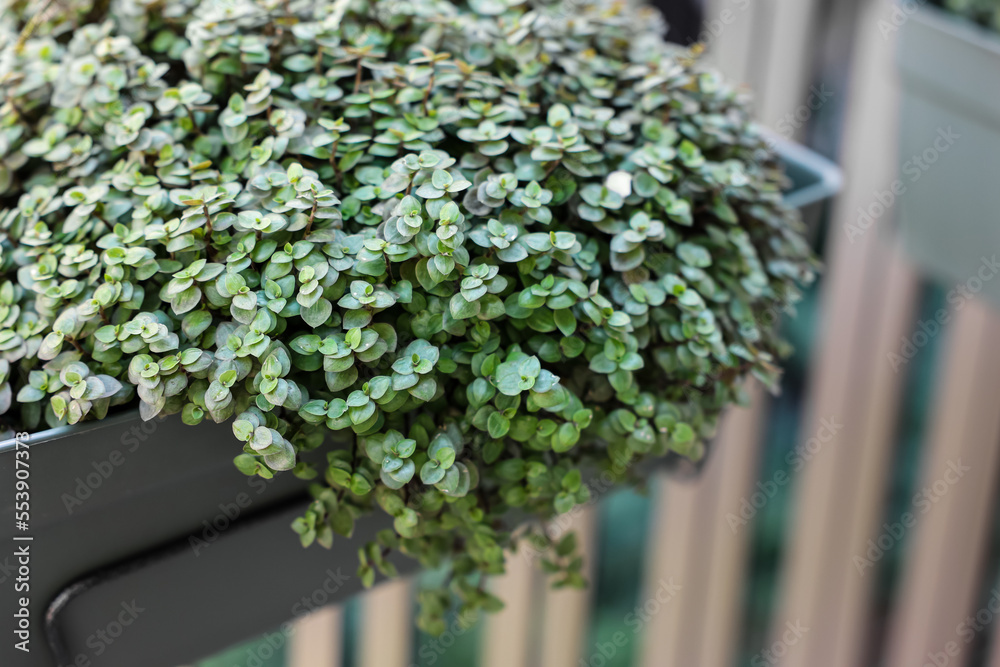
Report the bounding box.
[0,139,840,667]
[0,411,386,667]
[896,5,1000,303]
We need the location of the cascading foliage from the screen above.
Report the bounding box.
[0,0,815,631]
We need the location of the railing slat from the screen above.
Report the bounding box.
[767,0,917,663]
[695,388,768,667]
[703,0,764,87]
[884,298,1000,667]
[753,0,824,130]
[288,605,343,667]
[536,507,598,667]
[359,579,413,667]
[638,386,766,667]
[637,473,702,667]
[481,543,537,667]
[705,0,825,135]
[825,245,919,667]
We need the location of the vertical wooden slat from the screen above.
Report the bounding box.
[481,543,536,667]
[826,245,919,667]
[288,606,343,667]
[641,0,828,662]
[536,507,598,667]
[483,501,599,667]
[884,298,1000,667]
[702,0,765,86]
[767,0,921,664]
[765,239,892,667]
[700,0,856,664]
[638,386,767,667]
[359,579,413,667]
[753,0,824,130]
[695,387,768,667]
[637,467,705,667]
[666,473,721,667]
[704,0,824,133]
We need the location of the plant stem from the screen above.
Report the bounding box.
[202,204,213,233]
[329,137,342,186]
[15,0,57,54]
[314,45,324,74]
[422,72,435,113]
[305,200,317,237]
[185,106,202,136]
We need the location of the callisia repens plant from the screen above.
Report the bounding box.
[0,0,815,631]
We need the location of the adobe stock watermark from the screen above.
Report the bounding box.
[60,415,167,515]
[578,578,682,667]
[411,608,479,667]
[696,0,752,50]
[845,126,960,243]
[888,255,1000,372]
[877,0,930,40]
[69,600,145,667]
[726,417,842,534]
[775,85,835,138]
[234,567,351,667]
[853,459,969,576]
[289,568,351,618]
[922,588,1000,667]
[188,473,277,556]
[751,620,810,666]
[0,554,16,586]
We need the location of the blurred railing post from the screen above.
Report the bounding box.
[765,0,923,664]
[638,0,836,665]
[288,606,343,667]
[536,509,598,667]
[481,544,536,667]
[359,579,413,667]
[638,385,767,667]
[884,299,1000,667]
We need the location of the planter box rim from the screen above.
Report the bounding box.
[899,4,1000,131]
[911,4,1000,56]
[0,409,143,454]
[762,129,842,209]
[896,1,1000,308]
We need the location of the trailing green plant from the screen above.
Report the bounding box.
[939,0,1000,31]
[0,0,815,631]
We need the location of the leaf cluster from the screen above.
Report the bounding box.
[0,0,815,631]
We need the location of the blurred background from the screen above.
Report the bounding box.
[187,0,1000,665]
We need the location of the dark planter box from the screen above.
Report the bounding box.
[0,412,393,667]
[0,139,840,667]
[897,5,1000,304]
